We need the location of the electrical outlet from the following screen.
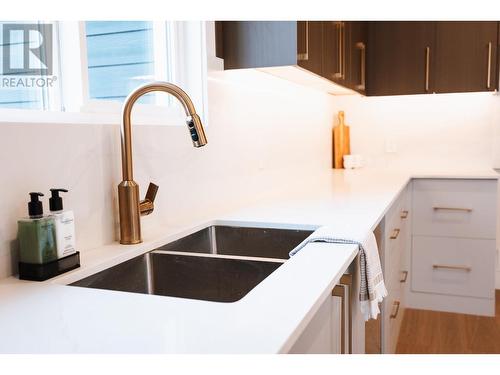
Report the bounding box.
[385,139,397,153]
[258,157,266,171]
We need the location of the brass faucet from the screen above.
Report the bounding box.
[118,81,207,244]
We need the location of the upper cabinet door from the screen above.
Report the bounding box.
[346,22,368,94]
[217,21,300,69]
[297,21,323,76]
[366,22,436,96]
[322,21,367,94]
[322,21,346,85]
[434,22,498,93]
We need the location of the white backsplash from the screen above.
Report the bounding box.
[0,69,336,279]
[330,91,500,171]
[2,69,500,280]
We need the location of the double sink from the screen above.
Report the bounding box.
[71,225,313,302]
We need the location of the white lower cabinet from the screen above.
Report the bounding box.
[407,178,497,317]
[379,177,497,353]
[289,260,365,354]
[289,177,497,354]
[412,236,495,299]
[384,286,403,354]
[381,183,411,354]
[288,293,342,353]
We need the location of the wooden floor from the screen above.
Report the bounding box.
[396,290,500,354]
[365,314,381,354]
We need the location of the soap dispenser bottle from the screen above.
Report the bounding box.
[18,192,57,264]
[49,188,76,258]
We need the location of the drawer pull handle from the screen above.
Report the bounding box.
[389,228,400,239]
[433,206,473,213]
[400,270,408,283]
[432,264,471,272]
[400,210,409,219]
[390,300,401,319]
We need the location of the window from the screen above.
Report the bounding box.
[0,20,208,125]
[85,21,155,103]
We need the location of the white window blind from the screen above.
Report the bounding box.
[85,21,156,104]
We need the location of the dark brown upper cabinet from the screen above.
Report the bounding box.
[322,21,367,93]
[216,21,500,96]
[346,22,368,94]
[216,21,366,94]
[297,21,323,76]
[215,21,323,75]
[322,21,367,94]
[434,22,498,93]
[322,21,345,85]
[366,22,436,96]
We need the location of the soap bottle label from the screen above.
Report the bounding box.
[53,211,76,258]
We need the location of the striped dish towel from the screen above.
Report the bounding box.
[289,226,387,321]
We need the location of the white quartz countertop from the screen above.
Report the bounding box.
[0,168,497,353]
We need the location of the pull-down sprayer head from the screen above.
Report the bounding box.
[186,113,207,148]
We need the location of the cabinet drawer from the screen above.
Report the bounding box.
[384,185,410,292]
[385,228,404,291]
[383,286,403,354]
[411,236,495,299]
[412,179,497,239]
[386,189,409,227]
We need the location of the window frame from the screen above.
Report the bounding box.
[0,20,208,127]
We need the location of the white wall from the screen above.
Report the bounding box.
[2,65,500,281]
[0,69,336,279]
[330,92,500,171]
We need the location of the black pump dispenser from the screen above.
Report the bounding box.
[49,189,68,212]
[28,192,44,218]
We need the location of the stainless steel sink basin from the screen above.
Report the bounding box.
[70,225,314,302]
[156,225,313,260]
[71,252,282,302]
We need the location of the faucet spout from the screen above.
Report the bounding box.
[118,81,207,245]
[121,81,207,181]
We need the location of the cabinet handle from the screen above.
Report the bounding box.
[433,264,471,272]
[389,228,400,240]
[333,22,345,79]
[297,21,309,61]
[487,41,492,89]
[355,42,366,90]
[389,301,401,319]
[425,46,430,92]
[400,270,408,283]
[400,210,409,219]
[433,206,473,213]
[332,273,352,354]
[342,22,346,80]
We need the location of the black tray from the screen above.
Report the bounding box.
[19,252,80,281]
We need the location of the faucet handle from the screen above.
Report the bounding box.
[145,182,159,202]
[140,182,159,216]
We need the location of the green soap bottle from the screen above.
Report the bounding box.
[18,192,57,264]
